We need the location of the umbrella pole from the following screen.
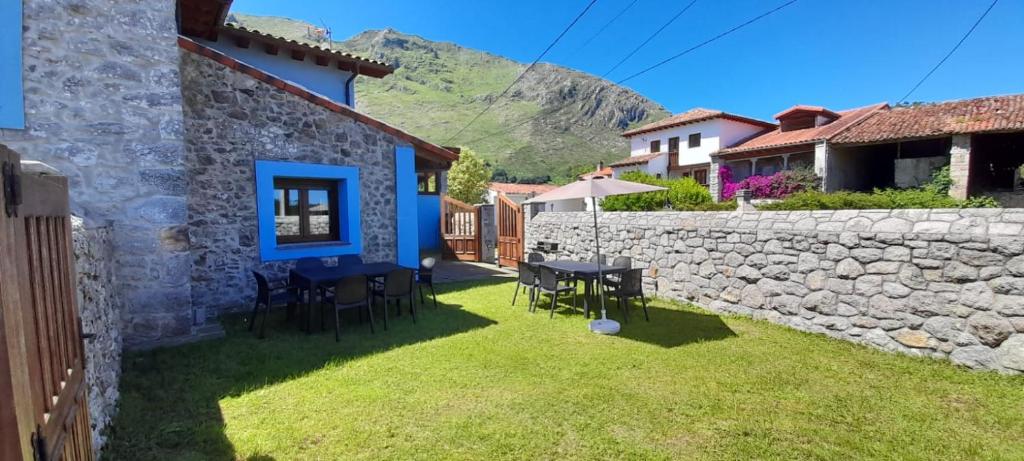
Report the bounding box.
[588,197,619,335]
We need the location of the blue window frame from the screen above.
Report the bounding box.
[0,0,24,129]
[255,160,361,261]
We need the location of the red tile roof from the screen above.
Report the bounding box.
[832,94,1024,144]
[489,182,558,195]
[177,36,457,163]
[608,152,665,167]
[579,167,613,180]
[717,103,887,156]
[622,108,775,137]
[219,24,394,78]
[774,105,840,120]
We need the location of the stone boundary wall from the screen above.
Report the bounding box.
[71,217,123,454]
[526,209,1024,374]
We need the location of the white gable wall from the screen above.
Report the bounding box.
[627,119,768,168]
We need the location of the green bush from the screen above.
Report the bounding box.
[600,172,723,211]
[758,189,999,211]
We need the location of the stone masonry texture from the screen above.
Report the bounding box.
[527,209,1024,374]
[180,50,400,314]
[72,217,122,455]
[0,0,192,347]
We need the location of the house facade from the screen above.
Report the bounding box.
[612,109,774,186]
[0,0,457,348]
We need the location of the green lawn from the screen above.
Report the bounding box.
[105,279,1024,460]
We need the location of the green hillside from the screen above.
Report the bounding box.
[229,13,669,183]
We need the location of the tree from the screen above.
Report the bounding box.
[446,147,491,204]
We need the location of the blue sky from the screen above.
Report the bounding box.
[231,0,1023,120]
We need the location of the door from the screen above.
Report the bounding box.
[496,194,523,268]
[0,145,94,461]
[440,195,480,261]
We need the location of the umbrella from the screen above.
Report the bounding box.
[525,176,666,334]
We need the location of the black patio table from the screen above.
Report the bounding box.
[290,262,405,333]
[534,260,627,318]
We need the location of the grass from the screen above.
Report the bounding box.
[105,279,1024,460]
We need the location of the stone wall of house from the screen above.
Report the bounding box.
[179,51,401,314]
[71,216,122,455]
[527,209,1024,374]
[0,0,192,347]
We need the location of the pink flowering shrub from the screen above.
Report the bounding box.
[719,165,819,200]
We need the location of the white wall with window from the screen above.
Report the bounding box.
[627,119,767,169]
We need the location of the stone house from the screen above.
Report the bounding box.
[0,0,457,350]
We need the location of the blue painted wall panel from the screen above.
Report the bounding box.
[0,0,24,129]
[395,146,419,268]
[254,160,362,262]
[417,195,441,250]
[198,38,354,105]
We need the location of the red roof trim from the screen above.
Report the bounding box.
[608,152,664,167]
[622,109,776,138]
[773,105,840,120]
[178,36,457,163]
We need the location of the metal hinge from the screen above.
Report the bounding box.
[3,161,21,218]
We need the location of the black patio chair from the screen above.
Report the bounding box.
[320,274,374,341]
[337,254,363,267]
[417,257,438,309]
[372,268,416,327]
[512,261,539,307]
[250,271,300,338]
[605,268,649,323]
[589,254,607,265]
[527,252,545,263]
[532,266,576,319]
[603,256,633,290]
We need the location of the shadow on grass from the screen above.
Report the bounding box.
[104,293,496,460]
[540,292,736,348]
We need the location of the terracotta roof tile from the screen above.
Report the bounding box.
[579,167,613,180]
[622,108,775,137]
[220,24,393,78]
[774,105,840,120]
[718,103,887,156]
[489,182,558,195]
[177,36,457,162]
[608,152,665,167]
[832,94,1024,144]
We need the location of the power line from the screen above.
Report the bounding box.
[458,1,800,146]
[443,0,601,144]
[615,0,798,84]
[601,0,699,78]
[571,0,641,54]
[896,0,999,103]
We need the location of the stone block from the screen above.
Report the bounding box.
[967,312,1015,347]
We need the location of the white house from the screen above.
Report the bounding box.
[485,182,584,212]
[611,108,775,186]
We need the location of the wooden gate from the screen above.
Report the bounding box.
[496,194,524,268]
[440,195,480,261]
[0,146,94,461]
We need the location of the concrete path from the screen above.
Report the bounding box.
[433,260,517,283]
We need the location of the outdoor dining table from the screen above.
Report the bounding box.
[534,260,627,318]
[289,262,405,333]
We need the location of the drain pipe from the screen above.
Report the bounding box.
[344,64,359,107]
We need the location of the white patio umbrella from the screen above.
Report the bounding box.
[524,176,666,335]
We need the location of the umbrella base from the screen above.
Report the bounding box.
[589,318,620,335]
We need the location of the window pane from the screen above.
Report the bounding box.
[307,189,333,236]
[275,189,301,240]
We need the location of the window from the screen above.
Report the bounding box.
[0,0,24,129]
[273,178,339,244]
[688,133,701,148]
[668,137,679,152]
[417,171,438,194]
[693,169,708,186]
[255,160,361,262]
[650,140,661,153]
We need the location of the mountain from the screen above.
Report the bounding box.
[228,13,670,183]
